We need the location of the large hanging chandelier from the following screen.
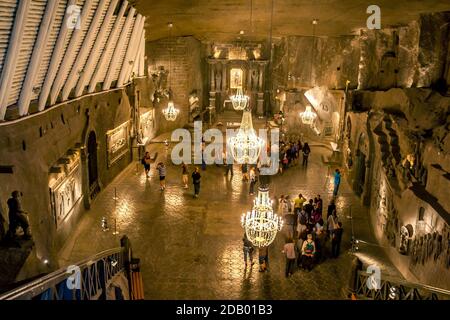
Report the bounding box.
[300,105,317,125]
[241,186,283,247]
[230,86,249,111]
[162,100,179,121]
[227,110,263,164]
[162,22,179,121]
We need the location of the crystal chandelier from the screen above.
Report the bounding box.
[300,105,317,125]
[227,110,263,164]
[162,22,179,121]
[241,186,283,247]
[230,86,249,111]
[162,101,179,121]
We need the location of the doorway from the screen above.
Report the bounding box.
[355,150,366,196]
[87,131,99,199]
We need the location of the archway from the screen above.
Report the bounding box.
[87,131,99,200]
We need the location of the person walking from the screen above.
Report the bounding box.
[181,163,189,188]
[301,234,316,271]
[258,246,269,272]
[282,238,296,277]
[333,169,341,196]
[327,210,339,239]
[156,162,166,191]
[302,142,311,166]
[241,163,249,181]
[331,222,344,258]
[192,167,201,198]
[243,233,255,268]
[249,167,257,195]
[7,191,32,240]
[141,152,151,177]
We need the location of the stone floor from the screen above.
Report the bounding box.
[58,137,403,300]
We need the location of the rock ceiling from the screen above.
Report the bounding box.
[130,0,450,42]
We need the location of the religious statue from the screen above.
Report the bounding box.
[251,68,259,91]
[189,90,200,122]
[214,66,222,91]
[275,88,286,113]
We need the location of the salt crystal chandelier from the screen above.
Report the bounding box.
[227,110,263,164]
[300,105,317,125]
[162,100,179,121]
[230,86,249,111]
[241,186,283,247]
[162,22,179,121]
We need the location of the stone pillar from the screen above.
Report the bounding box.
[221,61,227,92]
[209,62,216,91]
[258,63,264,91]
[362,159,371,205]
[256,92,264,117]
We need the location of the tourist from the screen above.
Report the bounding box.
[142,152,151,177]
[225,159,233,178]
[303,199,314,226]
[331,222,344,258]
[301,234,316,271]
[182,163,189,189]
[7,191,31,240]
[258,246,269,272]
[327,198,336,219]
[282,238,296,277]
[316,194,323,214]
[302,142,311,166]
[294,193,306,215]
[242,163,249,181]
[249,167,257,195]
[296,230,306,268]
[242,233,255,268]
[314,225,326,263]
[156,162,166,191]
[192,167,201,198]
[327,210,339,239]
[333,169,341,196]
[297,208,308,236]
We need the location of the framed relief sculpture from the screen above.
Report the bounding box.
[106,121,129,167]
[230,68,243,89]
[49,149,83,228]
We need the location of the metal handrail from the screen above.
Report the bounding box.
[0,247,124,300]
[355,270,450,300]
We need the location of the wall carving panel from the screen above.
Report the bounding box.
[49,150,83,228]
[106,121,129,167]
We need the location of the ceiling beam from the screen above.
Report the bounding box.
[0,0,31,120]
[102,7,136,91]
[17,0,60,117]
[139,29,145,76]
[61,0,109,101]
[130,19,145,79]
[88,0,128,93]
[74,0,119,97]
[117,14,143,87]
[49,0,94,105]
[38,0,78,111]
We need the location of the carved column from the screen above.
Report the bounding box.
[362,159,372,206]
[208,60,217,114]
[256,62,266,117]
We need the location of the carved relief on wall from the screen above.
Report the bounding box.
[49,150,83,228]
[106,121,129,167]
[375,173,398,247]
[138,110,154,145]
[409,223,450,270]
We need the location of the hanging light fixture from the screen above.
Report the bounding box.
[300,105,317,125]
[241,186,283,247]
[162,22,179,121]
[230,86,249,110]
[228,110,263,164]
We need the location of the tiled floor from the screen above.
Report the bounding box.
[58,137,402,299]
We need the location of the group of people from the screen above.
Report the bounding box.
[141,151,202,198]
[242,193,344,277]
[279,139,311,173]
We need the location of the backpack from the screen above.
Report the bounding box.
[304,242,314,254]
